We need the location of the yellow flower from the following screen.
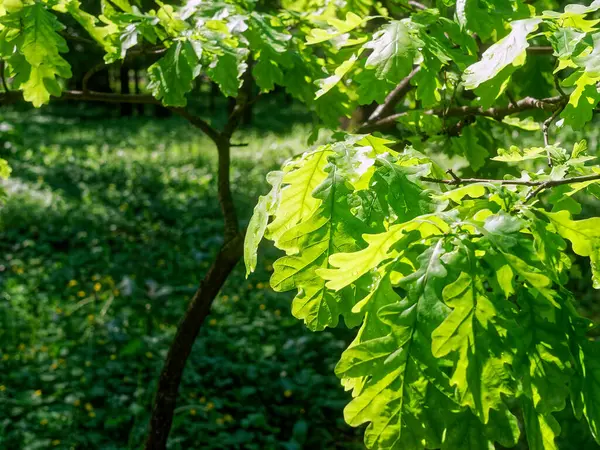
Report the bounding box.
[68,280,78,287]
[199,396,206,404]
[110,354,116,361]
[222,295,229,302]
[18,343,25,351]
[50,363,57,370]
[145,352,153,359]
[14,267,24,274]
[216,417,224,425]
[40,419,48,426]
[232,295,239,302]
[247,283,253,289]
[256,282,264,289]
[74,399,81,407]
[85,403,93,411]
[87,314,94,322]
[52,440,61,446]
[2,354,9,360]
[190,409,197,416]
[209,318,217,326]
[88,412,96,418]
[93,283,102,292]
[113,289,120,296]
[55,307,63,314]
[224,414,233,422]
[259,304,266,311]
[205,402,214,411]
[274,310,281,317]
[34,390,42,397]
[77,291,86,298]
[284,390,292,398]
[0,385,5,392]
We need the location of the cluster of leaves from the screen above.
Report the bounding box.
[0,0,357,126]
[246,134,600,449]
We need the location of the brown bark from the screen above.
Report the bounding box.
[143,233,243,449]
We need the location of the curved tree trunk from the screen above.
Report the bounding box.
[143,233,243,449]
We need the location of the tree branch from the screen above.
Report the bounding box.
[0,60,9,92]
[144,94,247,449]
[144,234,243,450]
[366,66,420,123]
[420,170,600,201]
[542,103,566,166]
[361,95,566,132]
[0,89,220,142]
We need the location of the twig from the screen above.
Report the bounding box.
[0,60,9,92]
[408,0,428,9]
[82,62,106,93]
[526,46,554,54]
[421,172,600,201]
[360,95,566,132]
[366,66,421,123]
[554,73,566,97]
[0,89,220,142]
[542,103,566,166]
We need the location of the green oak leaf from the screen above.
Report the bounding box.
[450,125,489,171]
[266,148,332,247]
[363,19,422,83]
[463,18,540,90]
[244,171,284,276]
[4,4,72,107]
[269,163,367,331]
[147,39,202,107]
[432,269,515,422]
[543,210,600,288]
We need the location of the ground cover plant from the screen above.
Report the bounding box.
[1,0,600,449]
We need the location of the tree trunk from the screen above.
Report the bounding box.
[144,137,241,450]
[144,234,243,449]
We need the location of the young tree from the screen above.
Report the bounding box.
[1,0,600,449]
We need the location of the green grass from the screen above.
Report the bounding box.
[0,107,363,450]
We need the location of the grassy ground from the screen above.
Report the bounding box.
[0,105,363,450]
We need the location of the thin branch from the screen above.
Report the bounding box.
[554,72,567,97]
[366,66,421,123]
[361,95,566,132]
[168,107,220,143]
[0,89,220,142]
[145,92,248,449]
[542,103,566,166]
[526,46,554,55]
[82,62,106,93]
[408,0,427,10]
[0,60,9,92]
[421,172,600,201]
